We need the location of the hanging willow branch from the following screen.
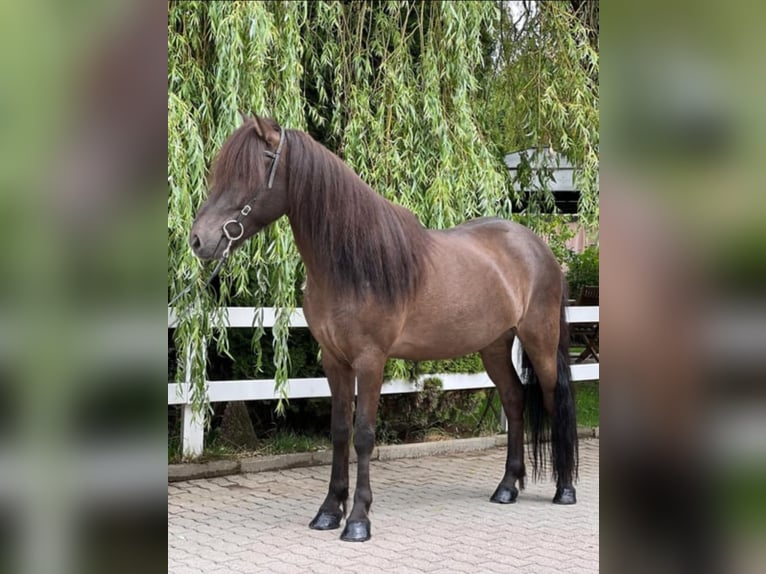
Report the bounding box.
[168,0,599,416]
[479,1,599,230]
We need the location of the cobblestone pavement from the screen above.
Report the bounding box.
[169,439,598,573]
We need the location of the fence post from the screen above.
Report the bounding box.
[182,404,205,458]
[180,342,205,458]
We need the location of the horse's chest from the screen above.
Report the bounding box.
[301,293,352,353]
[303,288,401,359]
[303,312,367,363]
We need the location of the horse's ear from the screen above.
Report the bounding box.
[238,110,250,125]
[252,116,281,150]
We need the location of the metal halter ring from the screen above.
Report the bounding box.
[222,219,244,241]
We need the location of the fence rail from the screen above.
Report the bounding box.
[169,306,599,457]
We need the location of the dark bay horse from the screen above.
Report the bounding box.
[190,116,578,542]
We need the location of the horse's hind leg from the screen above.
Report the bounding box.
[480,334,526,504]
[518,313,578,505]
[309,351,354,530]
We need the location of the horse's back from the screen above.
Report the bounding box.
[439,217,559,275]
[445,216,543,240]
[388,217,562,360]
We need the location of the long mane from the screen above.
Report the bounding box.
[286,131,431,304]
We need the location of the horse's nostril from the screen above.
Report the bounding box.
[190,234,202,251]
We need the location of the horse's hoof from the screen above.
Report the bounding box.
[340,520,371,542]
[309,511,343,530]
[553,486,577,505]
[490,485,518,504]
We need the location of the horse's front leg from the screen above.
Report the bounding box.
[341,352,385,542]
[309,352,354,530]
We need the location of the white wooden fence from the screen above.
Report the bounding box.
[168,306,599,457]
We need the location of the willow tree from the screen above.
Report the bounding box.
[479,1,599,235]
[168,0,599,415]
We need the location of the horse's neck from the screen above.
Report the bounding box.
[286,217,321,279]
[285,136,428,295]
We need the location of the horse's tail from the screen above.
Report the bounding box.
[523,279,579,484]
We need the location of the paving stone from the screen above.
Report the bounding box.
[169,439,599,573]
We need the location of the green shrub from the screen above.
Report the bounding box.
[376,379,498,443]
[383,353,485,380]
[566,245,599,296]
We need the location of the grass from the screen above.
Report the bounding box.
[574,381,600,428]
[261,430,331,455]
[168,429,330,463]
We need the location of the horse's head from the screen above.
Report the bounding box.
[190,115,288,260]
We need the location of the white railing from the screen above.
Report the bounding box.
[168,306,599,457]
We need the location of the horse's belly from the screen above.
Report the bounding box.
[389,308,513,360]
[388,245,522,360]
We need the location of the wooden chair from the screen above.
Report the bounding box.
[570,285,599,363]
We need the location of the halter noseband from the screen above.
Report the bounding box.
[221,126,286,258]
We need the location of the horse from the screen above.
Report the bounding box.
[189,115,578,542]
